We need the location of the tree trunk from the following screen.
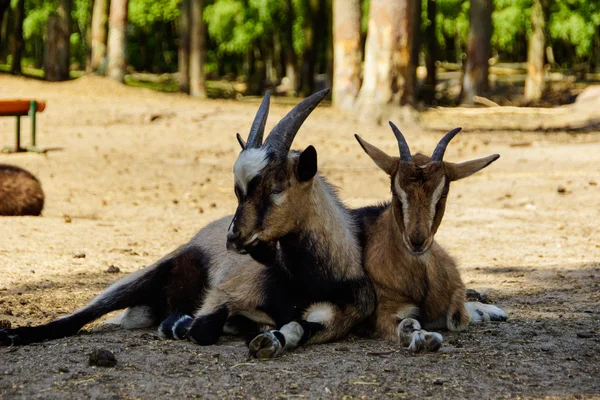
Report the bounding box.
[324,0,333,90]
[332,0,361,111]
[107,0,129,83]
[462,0,492,105]
[45,0,72,81]
[353,0,418,124]
[301,0,318,96]
[178,0,191,93]
[524,0,546,102]
[406,0,421,105]
[284,0,297,95]
[0,0,9,58]
[425,0,437,87]
[10,0,25,75]
[91,0,109,72]
[189,0,206,98]
[0,2,11,63]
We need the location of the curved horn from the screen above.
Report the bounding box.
[430,127,462,162]
[245,91,271,148]
[264,88,330,155]
[388,121,412,161]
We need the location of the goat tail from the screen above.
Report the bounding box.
[0,248,184,346]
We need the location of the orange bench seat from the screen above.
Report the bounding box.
[0,100,46,116]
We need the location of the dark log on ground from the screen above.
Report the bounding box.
[0,165,44,216]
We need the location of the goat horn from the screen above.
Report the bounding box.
[430,127,462,162]
[245,91,271,149]
[264,88,330,155]
[388,121,412,161]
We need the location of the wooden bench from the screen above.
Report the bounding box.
[0,100,46,153]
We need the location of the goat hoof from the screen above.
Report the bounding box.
[248,331,283,359]
[407,330,426,352]
[424,331,443,352]
[467,302,508,324]
[158,313,192,340]
[397,318,422,347]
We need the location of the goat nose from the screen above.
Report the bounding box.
[410,236,427,249]
[227,231,240,242]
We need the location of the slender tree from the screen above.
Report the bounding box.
[354,0,417,123]
[10,0,25,75]
[425,0,437,88]
[107,0,129,82]
[0,0,9,57]
[189,0,206,98]
[284,0,298,95]
[462,0,493,104]
[91,0,110,72]
[301,0,317,96]
[178,0,191,93]
[45,0,72,81]
[524,0,547,102]
[332,0,361,111]
[0,3,10,63]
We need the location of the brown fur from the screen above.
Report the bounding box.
[355,133,500,344]
[0,164,44,216]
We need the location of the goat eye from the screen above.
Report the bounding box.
[270,186,284,195]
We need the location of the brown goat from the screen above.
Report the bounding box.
[0,164,44,216]
[354,123,507,352]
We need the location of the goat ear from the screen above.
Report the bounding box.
[445,154,500,181]
[354,134,398,175]
[236,133,246,150]
[296,145,318,182]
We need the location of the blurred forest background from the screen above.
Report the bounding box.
[0,0,599,119]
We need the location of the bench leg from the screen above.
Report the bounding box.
[30,100,37,147]
[15,115,21,151]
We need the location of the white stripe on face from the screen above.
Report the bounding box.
[428,177,446,228]
[394,175,411,229]
[233,148,268,195]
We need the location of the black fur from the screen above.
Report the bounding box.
[188,305,229,345]
[159,312,193,339]
[272,330,286,347]
[452,310,463,327]
[251,228,375,344]
[296,146,318,182]
[352,203,389,250]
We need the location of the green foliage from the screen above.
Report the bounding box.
[7,0,600,80]
[433,0,468,61]
[492,0,530,57]
[548,0,600,60]
[129,0,180,29]
[22,0,55,41]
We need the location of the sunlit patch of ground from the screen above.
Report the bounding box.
[0,75,598,398]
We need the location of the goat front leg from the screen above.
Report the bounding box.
[388,303,443,352]
[446,289,471,331]
[158,288,229,345]
[248,302,359,359]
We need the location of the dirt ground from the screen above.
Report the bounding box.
[0,75,598,399]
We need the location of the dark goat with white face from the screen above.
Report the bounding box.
[354,123,507,352]
[227,92,321,253]
[0,90,375,359]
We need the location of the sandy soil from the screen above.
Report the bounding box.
[0,75,599,399]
